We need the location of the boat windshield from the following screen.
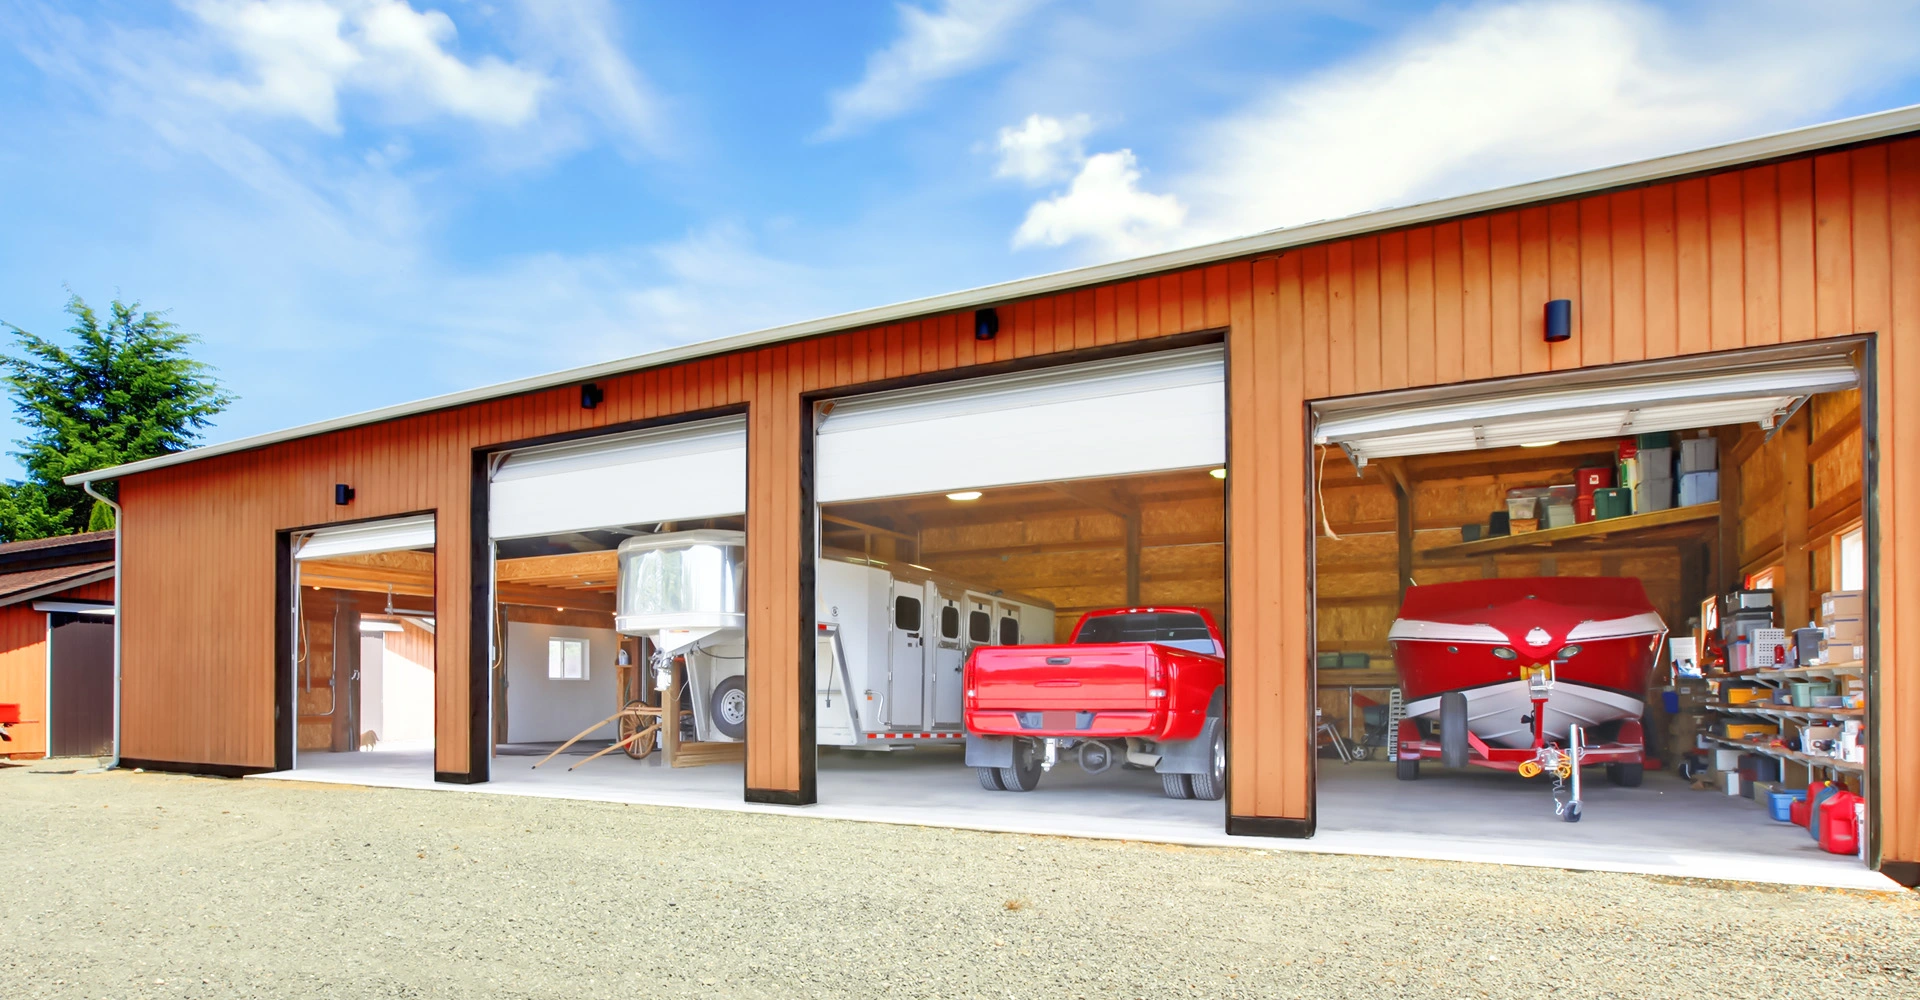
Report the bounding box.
[1075,612,1218,655]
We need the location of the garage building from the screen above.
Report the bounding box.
[68,106,1920,886]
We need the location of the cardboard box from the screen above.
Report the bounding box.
[1818,639,1866,664]
[1822,591,1865,621]
[1823,617,1864,645]
[1712,748,1742,770]
[1680,437,1718,473]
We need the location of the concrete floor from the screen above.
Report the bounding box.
[264,743,1898,891]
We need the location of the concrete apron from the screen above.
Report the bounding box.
[247,748,1902,893]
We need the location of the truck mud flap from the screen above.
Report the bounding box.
[1154,716,1221,776]
[965,734,1016,768]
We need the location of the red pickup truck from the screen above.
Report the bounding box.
[962,607,1226,800]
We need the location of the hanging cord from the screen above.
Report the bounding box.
[1316,443,1341,541]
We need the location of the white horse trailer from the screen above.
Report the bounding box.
[613,530,1052,750]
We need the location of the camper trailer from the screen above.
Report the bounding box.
[614,530,1052,750]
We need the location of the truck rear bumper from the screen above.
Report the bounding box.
[965,709,1163,738]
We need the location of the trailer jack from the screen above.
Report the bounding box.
[1041,738,1059,773]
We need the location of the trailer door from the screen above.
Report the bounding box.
[931,596,965,727]
[886,586,925,728]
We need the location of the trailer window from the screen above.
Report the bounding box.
[940,605,960,639]
[894,595,922,632]
[998,616,1019,645]
[969,610,991,643]
[1074,612,1217,655]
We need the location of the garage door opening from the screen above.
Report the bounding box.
[289,514,437,769]
[1308,341,1875,878]
[809,344,1230,834]
[485,416,748,781]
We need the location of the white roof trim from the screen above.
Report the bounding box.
[65,102,1920,486]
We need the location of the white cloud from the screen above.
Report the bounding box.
[509,0,665,154]
[185,0,548,132]
[994,112,1092,185]
[820,0,1045,138]
[1015,0,1920,258]
[1012,150,1186,256]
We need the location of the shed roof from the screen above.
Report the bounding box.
[66,102,1920,487]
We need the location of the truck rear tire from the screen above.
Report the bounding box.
[1161,773,1192,799]
[977,766,1006,791]
[1439,691,1469,769]
[999,740,1043,792]
[1186,725,1225,801]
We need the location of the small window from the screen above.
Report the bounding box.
[894,595,922,632]
[998,616,1020,646]
[940,605,960,639]
[1838,526,1866,592]
[1750,566,1779,592]
[548,637,589,680]
[968,610,991,643]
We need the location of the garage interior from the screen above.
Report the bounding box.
[1309,344,1873,872]
[291,516,438,761]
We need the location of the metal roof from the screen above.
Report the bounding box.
[67,101,1920,486]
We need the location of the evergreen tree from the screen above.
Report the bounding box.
[0,296,233,539]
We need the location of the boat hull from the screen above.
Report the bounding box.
[1389,577,1664,747]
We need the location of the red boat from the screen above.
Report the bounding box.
[1388,577,1666,795]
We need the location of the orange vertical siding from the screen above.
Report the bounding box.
[109,137,1920,870]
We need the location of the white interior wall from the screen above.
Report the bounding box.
[377,629,436,745]
[505,621,621,743]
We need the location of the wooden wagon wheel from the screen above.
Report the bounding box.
[618,701,656,760]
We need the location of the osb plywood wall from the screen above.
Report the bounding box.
[916,497,1225,642]
[1736,387,1864,627]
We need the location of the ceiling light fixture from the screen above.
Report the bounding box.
[1209,468,1226,479]
[946,491,982,501]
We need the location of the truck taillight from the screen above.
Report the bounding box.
[1149,688,1167,699]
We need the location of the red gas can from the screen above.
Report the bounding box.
[1791,781,1828,828]
[1820,790,1862,855]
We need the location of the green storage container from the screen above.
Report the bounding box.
[1636,431,1674,449]
[1338,652,1369,670]
[1593,487,1632,519]
[1316,652,1341,669]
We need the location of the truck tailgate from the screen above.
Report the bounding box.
[969,644,1152,709]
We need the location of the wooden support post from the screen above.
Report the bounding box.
[1378,457,1415,602]
[1125,513,1142,606]
[1716,428,1743,592]
[1782,409,1812,628]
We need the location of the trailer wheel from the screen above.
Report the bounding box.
[710,676,748,741]
[1395,758,1420,781]
[1439,691,1470,769]
[1563,801,1582,823]
[1607,762,1643,787]
[999,741,1044,792]
[977,767,1006,791]
[1185,726,1226,801]
[1161,773,1193,799]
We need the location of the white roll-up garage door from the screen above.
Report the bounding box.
[815,345,1224,503]
[489,415,747,540]
[1313,353,1858,465]
[295,514,436,560]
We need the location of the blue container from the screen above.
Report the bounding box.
[1768,789,1807,823]
[1661,689,1681,714]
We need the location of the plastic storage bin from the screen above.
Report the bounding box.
[1768,788,1807,822]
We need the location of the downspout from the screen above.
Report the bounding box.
[81,479,122,770]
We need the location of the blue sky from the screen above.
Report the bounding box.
[2,0,1919,478]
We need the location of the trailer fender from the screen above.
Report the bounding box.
[965,734,1016,769]
[1155,716,1223,776]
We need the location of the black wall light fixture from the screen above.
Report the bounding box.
[974,307,1000,341]
[334,483,355,506]
[581,382,605,409]
[1544,299,1573,343]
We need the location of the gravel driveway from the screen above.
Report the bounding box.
[2,760,1915,999]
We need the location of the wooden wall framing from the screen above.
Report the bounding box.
[111,137,1920,875]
